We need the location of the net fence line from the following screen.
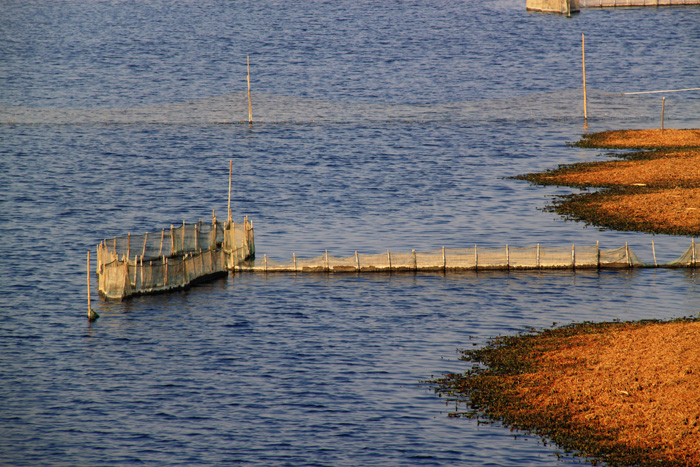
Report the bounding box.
[238,240,699,274]
[97,216,255,300]
[3,89,698,126]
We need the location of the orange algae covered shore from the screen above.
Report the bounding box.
[432,320,700,466]
[519,129,700,235]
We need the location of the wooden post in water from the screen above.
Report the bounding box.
[87,251,99,322]
[582,33,588,122]
[661,97,666,134]
[652,240,658,267]
[227,160,233,223]
[247,55,253,125]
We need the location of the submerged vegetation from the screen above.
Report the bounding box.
[431,318,700,466]
[517,129,700,236]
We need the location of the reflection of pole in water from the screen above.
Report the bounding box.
[247,55,253,125]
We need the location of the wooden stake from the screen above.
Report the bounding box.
[355,251,360,271]
[87,251,99,322]
[652,239,658,267]
[227,160,233,222]
[247,55,253,125]
[582,33,588,122]
[661,97,666,134]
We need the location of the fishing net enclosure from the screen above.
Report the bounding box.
[98,217,254,300]
[239,242,660,273]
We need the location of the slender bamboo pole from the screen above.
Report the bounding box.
[582,33,588,122]
[142,232,148,257]
[227,160,232,222]
[661,97,666,134]
[693,238,696,267]
[652,240,658,267]
[87,251,99,321]
[355,251,360,271]
[387,250,392,270]
[572,243,576,269]
[247,55,253,125]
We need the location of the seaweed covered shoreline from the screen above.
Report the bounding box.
[517,129,700,236]
[431,319,700,466]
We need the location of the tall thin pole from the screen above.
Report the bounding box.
[661,97,666,134]
[582,33,588,122]
[87,251,99,322]
[247,55,253,125]
[227,159,233,223]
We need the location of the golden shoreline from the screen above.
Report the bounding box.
[434,129,700,466]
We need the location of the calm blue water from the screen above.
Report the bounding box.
[2,1,700,465]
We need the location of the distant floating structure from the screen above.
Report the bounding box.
[526,0,698,13]
[526,0,579,14]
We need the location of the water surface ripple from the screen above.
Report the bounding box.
[1,1,699,465]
